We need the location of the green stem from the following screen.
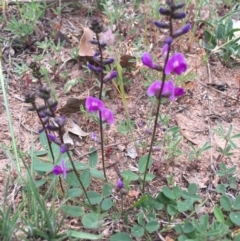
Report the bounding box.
[66,151,93,209]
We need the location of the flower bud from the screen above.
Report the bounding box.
[172,23,191,38]
[103,58,114,65]
[154,21,170,29]
[172,12,186,19]
[103,70,117,82]
[54,116,66,127]
[25,93,35,104]
[159,7,171,15]
[171,2,185,10]
[87,63,102,73]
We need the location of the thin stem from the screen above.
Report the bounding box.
[96,33,107,181]
[66,151,93,209]
[142,15,174,193]
[58,176,64,194]
[99,112,107,180]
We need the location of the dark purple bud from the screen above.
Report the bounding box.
[159,7,171,15]
[172,23,191,38]
[46,124,59,131]
[165,37,173,45]
[36,90,50,100]
[103,70,117,82]
[25,93,35,104]
[171,2,185,10]
[39,111,46,118]
[153,146,161,151]
[47,99,58,110]
[94,51,100,57]
[172,12,186,19]
[60,144,67,154]
[28,106,35,111]
[154,21,170,29]
[54,116,66,127]
[89,18,104,34]
[43,109,54,117]
[89,39,98,45]
[42,116,49,124]
[37,105,46,112]
[87,63,102,73]
[103,58,114,65]
[117,179,124,189]
[152,64,163,72]
[48,133,56,142]
[99,42,107,48]
[38,128,44,133]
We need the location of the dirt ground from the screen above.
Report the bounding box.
[0,0,240,237]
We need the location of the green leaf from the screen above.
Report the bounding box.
[174,224,183,234]
[188,183,198,195]
[33,158,53,172]
[216,184,227,194]
[80,169,91,189]
[34,179,46,187]
[66,162,88,170]
[220,196,232,211]
[65,172,80,188]
[102,184,112,197]
[230,212,240,226]
[183,221,195,233]
[85,191,102,205]
[177,199,193,212]
[101,198,113,210]
[62,205,84,217]
[70,231,103,240]
[216,23,225,39]
[110,232,132,241]
[231,133,240,139]
[213,206,225,223]
[89,147,97,168]
[90,168,105,179]
[167,204,177,216]
[162,187,175,200]
[39,132,48,149]
[172,186,182,199]
[131,225,144,238]
[121,170,139,181]
[67,188,83,198]
[146,220,159,233]
[82,213,103,229]
[233,195,240,210]
[138,155,153,174]
[140,173,155,181]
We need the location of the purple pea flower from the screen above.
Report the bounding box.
[165,53,187,75]
[52,159,67,179]
[162,44,169,59]
[142,52,154,68]
[117,179,124,189]
[173,24,191,38]
[86,96,105,113]
[142,52,162,71]
[100,108,114,124]
[147,80,185,101]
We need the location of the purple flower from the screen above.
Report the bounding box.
[117,179,124,189]
[142,52,162,71]
[60,144,67,154]
[54,116,66,127]
[142,52,154,68]
[87,63,102,73]
[86,96,105,113]
[165,53,187,75]
[52,159,67,179]
[91,132,98,142]
[100,108,114,124]
[147,80,185,101]
[103,70,117,82]
[47,134,61,145]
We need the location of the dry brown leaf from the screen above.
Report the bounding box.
[67,119,89,139]
[63,131,74,150]
[128,190,140,198]
[166,236,175,241]
[78,27,95,57]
